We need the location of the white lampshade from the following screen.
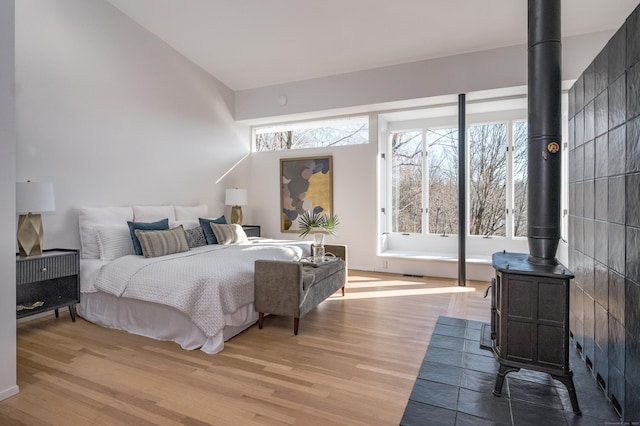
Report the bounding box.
[16,182,56,214]
[225,188,247,206]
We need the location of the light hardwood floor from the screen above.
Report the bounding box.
[1,270,491,425]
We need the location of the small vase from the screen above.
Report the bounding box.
[312,233,325,261]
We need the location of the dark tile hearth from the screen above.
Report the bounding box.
[400,317,620,426]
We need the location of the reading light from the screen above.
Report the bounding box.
[225,188,247,225]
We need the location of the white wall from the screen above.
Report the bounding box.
[250,120,378,271]
[235,31,613,121]
[240,31,612,280]
[0,0,19,401]
[15,0,251,252]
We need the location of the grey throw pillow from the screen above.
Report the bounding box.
[184,226,207,248]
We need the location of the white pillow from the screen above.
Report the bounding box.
[133,205,176,222]
[174,205,208,220]
[96,225,135,260]
[170,220,201,230]
[78,207,133,259]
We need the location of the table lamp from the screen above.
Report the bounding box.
[225,188,247,225]
[16,181,56,256]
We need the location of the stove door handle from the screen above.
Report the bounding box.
[483,279,494,298]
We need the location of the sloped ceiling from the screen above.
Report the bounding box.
[106,0,638,91]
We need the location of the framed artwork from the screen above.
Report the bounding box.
[280,155,333,233]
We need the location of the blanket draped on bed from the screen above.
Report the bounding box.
[93,244,304,337]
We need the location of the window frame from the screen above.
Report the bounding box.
[380,103,555,259]
[386,116,529,241]
[252,114,370,152]
[466,120,509,239]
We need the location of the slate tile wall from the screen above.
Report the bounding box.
[568,4,640,421]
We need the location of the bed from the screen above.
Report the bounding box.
[77,205,310,354]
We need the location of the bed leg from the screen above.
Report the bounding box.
[258,312,264,329]
[341,286,345,297]
[294,317,299,335]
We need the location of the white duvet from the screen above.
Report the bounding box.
[93,243,305,337]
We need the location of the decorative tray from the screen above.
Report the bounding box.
[299,256,341,267]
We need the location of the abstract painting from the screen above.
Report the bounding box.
[280,156,333,233]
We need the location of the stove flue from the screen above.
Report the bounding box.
[480,0,581,415]
[526,0,563,264]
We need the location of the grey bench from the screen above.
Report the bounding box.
[254,244,347,335]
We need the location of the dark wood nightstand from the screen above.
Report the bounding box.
[16,248,80,322]
[242,225,261,238]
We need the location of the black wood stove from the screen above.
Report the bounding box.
[481,252,580,414]
[479,0,581,415]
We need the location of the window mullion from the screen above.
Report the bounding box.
[506,120,515,239]
[386,131,393,234]
[422,129,429,234]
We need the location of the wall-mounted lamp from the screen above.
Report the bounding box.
[16,181,56,256]
[225,188,247,225]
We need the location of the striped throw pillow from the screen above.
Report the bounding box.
[134,225,189,258]
[209,223,248,245]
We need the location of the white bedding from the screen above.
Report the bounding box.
[78,291,257,354]
[92,243,305,338]
[79,238,311,353]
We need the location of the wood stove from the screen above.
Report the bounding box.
[481,252,580,414]
[479,0,581,415]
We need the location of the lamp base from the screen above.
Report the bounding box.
[230,206,243,225]
[17,213,43,257]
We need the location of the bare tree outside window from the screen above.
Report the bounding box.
[513,121,528,237]
[256,130,295,150]
[469,123,507,237]
[391,128,459,235]
[255,117,369,151]
[387,117,529,241]
[427,128,458,236]
[391,131,422,233]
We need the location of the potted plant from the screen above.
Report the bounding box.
[298,210,339,259]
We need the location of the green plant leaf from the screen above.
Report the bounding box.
[298,210,339,237]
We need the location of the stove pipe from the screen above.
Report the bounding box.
[527,0,562,263]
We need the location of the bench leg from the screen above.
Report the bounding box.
[294,317,300,335]
[258,312,264,329]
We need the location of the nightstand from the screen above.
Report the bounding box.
[16,248,80,322]
[242,225,261,238]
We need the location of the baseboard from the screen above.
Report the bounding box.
[0,384,19,401]
[348,265,374,272]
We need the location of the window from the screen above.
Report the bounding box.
[386,118,529,241]
[469,123,507,237]
[512,121,528,237]
[427,128,458,236]
[380,91,569,259]
[391,131,422,233]
[254,116,369,152]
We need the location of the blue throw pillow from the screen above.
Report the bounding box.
[127,218,169,255]
[199,216,227,244]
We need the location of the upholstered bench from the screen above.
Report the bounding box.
[254,244,347,335]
